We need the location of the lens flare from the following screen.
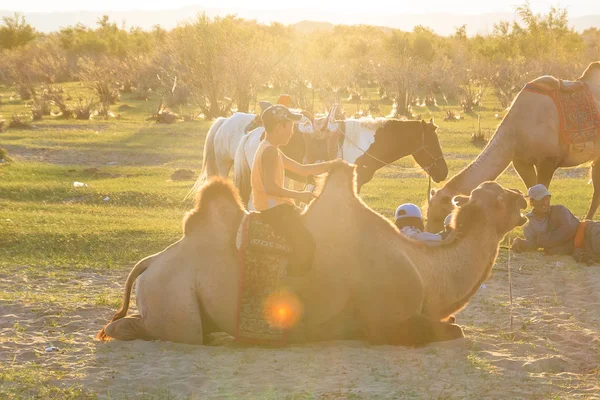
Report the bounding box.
[263,290,302,329]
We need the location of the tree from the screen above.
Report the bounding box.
[0,13,37,50]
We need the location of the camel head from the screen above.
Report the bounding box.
[426,186,455,233]
[451,182,527,237]
[579,61,600,84]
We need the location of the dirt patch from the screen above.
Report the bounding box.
[1,254,599,398]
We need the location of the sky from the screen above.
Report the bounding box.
[0,0,597,16]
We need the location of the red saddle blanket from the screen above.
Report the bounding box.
[235,213,294,345]
[525,81,600,145]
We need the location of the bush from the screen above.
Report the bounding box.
[443,109,461,121]
[8,112,32,129]
[470,129,488,146]
[43,86,74,119]
[30,98,51,120]
[149,103,179,124]
[74,98,97,120]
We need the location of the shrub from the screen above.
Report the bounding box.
[30,98,51,120]
[8,112,32,129]
[43,86,74,119]
[149,103,179,124]
[74,98,97,120]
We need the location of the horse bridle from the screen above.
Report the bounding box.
[334,121,443,174]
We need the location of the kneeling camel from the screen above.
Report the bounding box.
[98,162,527,346]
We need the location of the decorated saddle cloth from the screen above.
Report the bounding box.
[524,80,600,146]
[235,212,295,345]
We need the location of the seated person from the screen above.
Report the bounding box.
[440,213,454,240]
[512,184,579,255]
[251,104,335,276]
[395,203,442,243]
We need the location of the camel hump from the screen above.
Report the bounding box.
[528,75,587,93]
[184,178,244,235]
[528,75,560,91]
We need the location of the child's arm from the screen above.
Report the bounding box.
[261,146,315,204]
[281,153,335,177]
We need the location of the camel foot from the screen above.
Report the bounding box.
[103,314,154,341]
[445,315,457,324]
[377,314,464,347]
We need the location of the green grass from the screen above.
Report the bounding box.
[1,83,598,398]
[0,83,596,270]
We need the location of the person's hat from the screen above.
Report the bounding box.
[395,203,423,220]
[443,213,453,227]
[527,184,551,201]
[261,104,303,126]
[258,101,272,113]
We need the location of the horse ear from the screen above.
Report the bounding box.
[430,188,437,197]
[452,195,470,207]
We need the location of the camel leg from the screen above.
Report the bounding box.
[585,159,600,219]
[365,314,464,346]
[536,158,559,188]
[512,159,537,189]
[103,314,155,341]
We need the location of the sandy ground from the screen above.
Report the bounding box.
[1,252,599,399]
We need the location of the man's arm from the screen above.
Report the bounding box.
[512,222,537,253]
[261,146,314,203]
[522,222,538,250]
[537,206,579,249]
[281,153,335,177]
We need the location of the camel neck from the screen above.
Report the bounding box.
[445,123,514,194]
[413,219,501,319]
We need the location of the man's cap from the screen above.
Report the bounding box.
[261,104,303,126]
[527,184,551,201]
[395,203,423,220]
[443,213,453,227]
[258,101,272,113]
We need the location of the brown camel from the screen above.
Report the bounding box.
[427,61,600,233]
[98,162,527,346]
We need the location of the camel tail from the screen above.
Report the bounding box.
[234,132,252,206]
[187,117,227,199]
[96,256,152,341]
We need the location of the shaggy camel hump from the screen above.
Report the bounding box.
[184,178,245,235]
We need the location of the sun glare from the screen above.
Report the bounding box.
[263,290,303,330]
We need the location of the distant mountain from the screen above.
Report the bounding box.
[0,7,598,36]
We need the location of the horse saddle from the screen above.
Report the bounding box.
[528,76,587,94]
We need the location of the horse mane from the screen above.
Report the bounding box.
[353,117,389,132]
[183,178,243,235]
[579,61,600,81]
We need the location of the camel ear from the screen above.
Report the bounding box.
[428,117,438,129]
[452,195,469,207]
